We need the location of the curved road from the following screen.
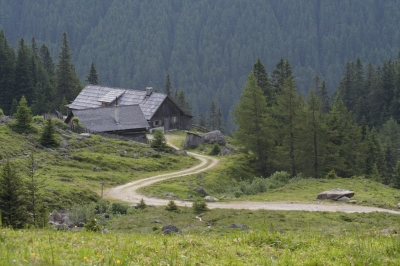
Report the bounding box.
[105,141,400,215]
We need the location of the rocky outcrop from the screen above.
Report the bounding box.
[183,130,226,148]
[201,130,226,146]
[317,188,354,200]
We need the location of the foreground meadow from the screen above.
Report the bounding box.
[1,225,399,265]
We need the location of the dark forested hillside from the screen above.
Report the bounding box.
[1,0,400,129]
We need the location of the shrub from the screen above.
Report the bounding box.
[192,200,208,214]
[110,202,128,214]
[84,217,102,232]
[209,143,221,155]
[151,130,170,152]
[71,117,84,129]
[32,115,45,124]
[95,199,110,214]
[165,200,179,212]
[325,169,338,179]
[68,203,96,224]
[53,118,68,130]
[0,108,4,116]
[137,198,147,210]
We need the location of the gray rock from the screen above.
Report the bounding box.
[133,153,139,159]
[197,173,203,179]
[201,130,226,146]
[204,196,219,202]
[349,200,358,204]
[165,192,174,198]
[337,196,350,202]
[102,229,110,234]
[93,166,99,172]
[195,187,207,196]
[162,224,181,234]
[152,220,163,224]
[317,188,354,200]
[80,133,91,138]
[397,203,400,209]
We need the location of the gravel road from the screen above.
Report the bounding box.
[105,137,400,215]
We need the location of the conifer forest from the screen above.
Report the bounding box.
[2,0,400,180]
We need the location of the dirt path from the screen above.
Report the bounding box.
[105,137,400,215]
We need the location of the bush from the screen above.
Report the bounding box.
[137,198,147,210]
[110,202,128,214]
[32,115,45,124]
[68,203,97,224]
[53,118,68,130]
[151,130,170,152]
[84,217,102,232]
[192,200,208,214]
[165,200,179,212]
[95,199,110,214]
[209,143,221,155]
[0,108,4,116]
[325,169,339,179]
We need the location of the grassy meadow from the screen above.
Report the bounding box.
[0,122,198,208]
[2,125,400,265]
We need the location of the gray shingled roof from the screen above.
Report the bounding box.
[68,85,167,120]
[72,105,149,132]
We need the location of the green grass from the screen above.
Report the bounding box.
[2,207,400,265]
[0,123,198,209]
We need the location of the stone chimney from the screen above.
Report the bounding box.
[146,87,153,96]
[115,97,120,124]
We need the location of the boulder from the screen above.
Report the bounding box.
[317,188,354,200]
[195,187,207,196]
[201,130,226,146]
[162,224,181,234]
[204,196,219,202]
[337,196,350,202]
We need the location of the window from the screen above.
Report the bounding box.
[154,120,160,126]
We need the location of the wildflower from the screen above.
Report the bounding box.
[116,259,121,264]
[83,256,88,261]
[31,253,36,257]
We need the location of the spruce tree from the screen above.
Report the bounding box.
[11,96,34,133]
[271,77,304,177]
[86,62,98,85]
[233,72,273,177]
[0,160,28,228]
[164,73,172,96]
[55,32,82,107]
[207,100,217,130]
[15,38,34,105]
[252,58,273,105]
[40,118,59,148]
[0,30,15,115]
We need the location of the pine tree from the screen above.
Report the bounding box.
[15,38,34,105]
[86,62,98,85]
[207,100,217,130]
[40,118,59,148]
[272,58,294,96]
[39,44,55,78]
[233,72,273,177]
[55,32,82,107]
[26,154,47,227]
[271,77,304,177]
[11,96,34,134]
[0,160,28,228]
[174,89,192,115]
[164,73,172,96]
[0,30,15,115]
[253,58,273,105]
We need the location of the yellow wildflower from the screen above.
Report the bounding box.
[116,259,121,264]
